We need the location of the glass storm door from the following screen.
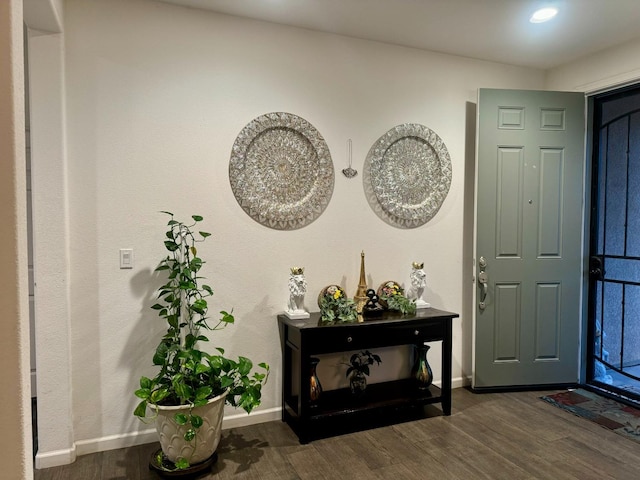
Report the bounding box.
[588,85,640,402]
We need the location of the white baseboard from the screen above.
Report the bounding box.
[34,445,76,470]
[453,375,472,388]
[75,429,159,457]
[430,376,470,390]
[222,406,281,429]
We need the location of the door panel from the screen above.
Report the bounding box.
[494,283,520,361]
[538,149,563,256]
[535,282,560,360]
[496,147,523,257]
[474,88,585,388]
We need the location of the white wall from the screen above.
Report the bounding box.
[546,37,640,92]
[35,0,549,464]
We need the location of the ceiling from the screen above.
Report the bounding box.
[157,0,640,70]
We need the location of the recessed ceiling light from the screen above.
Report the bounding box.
[530,7,558,23]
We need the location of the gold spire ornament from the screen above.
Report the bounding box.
[354,251,368,320]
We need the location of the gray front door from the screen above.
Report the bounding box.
[474,88,585,388]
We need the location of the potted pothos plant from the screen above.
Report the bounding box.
[134,212,269,471]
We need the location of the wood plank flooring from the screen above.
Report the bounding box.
[34,388,640,479]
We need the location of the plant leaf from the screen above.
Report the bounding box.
[153,342,169,365]
[199,231,211,238]
[175,458,190,470]
[195,386,212,400]
[190,415,203,429]
[139,376,152,389]
[174,413,188,425]
[238,356,253,376]
[220,376,234,388]
[192,215,203,222]
[133,400,147,418]
[220,311,234,324]
[191,299,207,315]
[164,241,179,252]
[134,388,151,400]
[150,388,169,403]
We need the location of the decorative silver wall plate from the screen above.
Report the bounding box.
[364,124,451,228]
[229,112,334,230]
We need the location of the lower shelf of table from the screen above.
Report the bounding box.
[283,378,447,442]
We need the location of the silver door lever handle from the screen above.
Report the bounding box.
[478,271,488,303]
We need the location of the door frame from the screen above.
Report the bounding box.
[582,95,595,387]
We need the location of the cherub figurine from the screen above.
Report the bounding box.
[285,267,310,319]
[409,262,430,309]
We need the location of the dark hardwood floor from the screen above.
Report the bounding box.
[34,388,640,479]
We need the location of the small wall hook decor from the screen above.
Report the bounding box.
[342,139,358,178]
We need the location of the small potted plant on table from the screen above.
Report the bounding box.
[378,281,416,315]
[342,350,382,396]
[318,285,357,324]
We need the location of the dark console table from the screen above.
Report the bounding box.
[277,308,459,443]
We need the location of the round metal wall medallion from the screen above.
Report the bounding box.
[364,123,451,228]
[229,112,334,230]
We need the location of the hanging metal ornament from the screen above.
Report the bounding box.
[342,139,358,178]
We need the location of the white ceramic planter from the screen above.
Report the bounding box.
[154,390,228,465]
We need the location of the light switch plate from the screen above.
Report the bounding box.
[120,248,134,269]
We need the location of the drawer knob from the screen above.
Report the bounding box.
[414,330,420,336]
[347,336,353,343]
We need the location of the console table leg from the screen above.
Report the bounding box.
[442,397,452,416]
[442,321,453,416]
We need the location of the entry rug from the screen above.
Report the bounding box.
[541,389,640,444]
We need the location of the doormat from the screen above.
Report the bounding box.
[541,389,640,444]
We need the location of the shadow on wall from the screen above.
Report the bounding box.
[121,267,165,431]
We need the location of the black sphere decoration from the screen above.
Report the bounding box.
[363,289,384,318]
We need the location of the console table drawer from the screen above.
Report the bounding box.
[302,326,366,353]
[388,322,446,342]
[301,321,446,353]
